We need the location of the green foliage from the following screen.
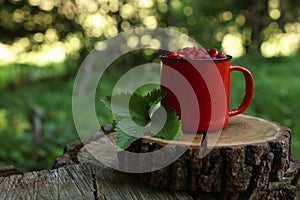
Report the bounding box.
[103,90,181,150]
[231,54,300,162]
[115,119,147,151]
[128,93,151,126]
[144,89,167,107]
[151,106,182,140]
[0,0,299,196]
[1,0,300,64]
[0,59,76,90]
[0,77,79,171]
[1,53,300,186]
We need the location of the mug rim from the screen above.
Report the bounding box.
[160,55,232,61]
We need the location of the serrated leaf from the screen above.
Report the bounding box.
[150,105,167,134]
[144,89,167,107]
[129,93,150,126]
[151,106,182,140]
[116,118,147,151]
[105,89,183,151]
[100,96,112,112]
[101,93,132,119]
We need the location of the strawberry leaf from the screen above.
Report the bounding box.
[100,93,132,118]
[144,89,167,107]
[151,106,182,140]
[116,118,147,151]
[100,96,112,111]
[129,93,150,126]
[101,89,182,151]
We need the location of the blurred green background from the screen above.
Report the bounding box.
[0,0,300,179]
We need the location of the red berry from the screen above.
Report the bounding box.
[165,47,226,60]
[194,53,203,59]
[186,54,195,60]
[192,47,199,52]
[203,54,212,59]
[211,52,218,58]
[177,49,185,55]
[167,50,176,54]
[183,47,193,52]
[165,50,178,58]
[176,54,184,59]
[216,51,227,58]
[207,48,218,58]
[198,48,206,54]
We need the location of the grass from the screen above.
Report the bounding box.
[0,53,300,173]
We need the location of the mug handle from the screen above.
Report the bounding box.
[228,66,254,117]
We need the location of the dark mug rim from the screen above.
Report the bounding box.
[160,55,232,61]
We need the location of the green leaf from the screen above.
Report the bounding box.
[129,93,150,126]
[116,118,147,151]
[100,96,112,111]
[105,89,182,151]
[100,93,131,119]
[144,89,167,107]
[151,106,182,140]
[150,105,167,134]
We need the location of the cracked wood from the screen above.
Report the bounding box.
[0,114,299,200]
[121,114,300,199]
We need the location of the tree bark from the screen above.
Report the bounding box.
[0,115,299,200]
[121,115,300,199]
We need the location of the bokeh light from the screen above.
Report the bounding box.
[0,44,15,62]
[222,33,245,58]
[0,0,300,67]
[269,9,281,20]
[261,32,299,57]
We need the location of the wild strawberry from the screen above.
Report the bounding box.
[176,54,184,59]
[195,53,203,59]
[183,47,193,52]
[177,49,185,55]
[164,47,227,60]
[216,51,227,58]
[198,48,206,54]
[208,48,218,58]
[167,50,176,55]
[165,50,178,58]
[186,54,195,60]
[192,47,199,52]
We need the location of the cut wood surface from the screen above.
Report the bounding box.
[0,114,299,200]
[141,114,282,147]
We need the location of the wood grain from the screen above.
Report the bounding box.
[139,114,282,148]
[0,114,299,200]
[0,162,192,200]
[0,128,192,200]
[123,115,299,199]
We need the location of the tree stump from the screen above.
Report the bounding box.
[120,114,300,199]
[0,129,192,200]
[0,115,299,200]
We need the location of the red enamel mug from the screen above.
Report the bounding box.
[160,56,254,132]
